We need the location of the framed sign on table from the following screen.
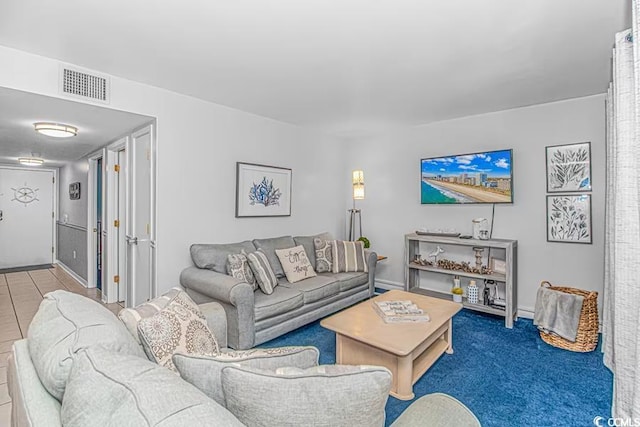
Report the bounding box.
[235,162,292,218]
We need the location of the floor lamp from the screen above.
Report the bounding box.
[348,170,364,241]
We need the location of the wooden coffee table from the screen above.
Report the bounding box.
[320,289,462,400]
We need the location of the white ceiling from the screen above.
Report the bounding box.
[0,0,629,136]
[0,87,152,167]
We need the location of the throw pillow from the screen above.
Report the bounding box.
[274,245,317,283]
[220,364,391,426]
[313,238,333,273]
[245,249,278,295]
[61,348,243,427]
[118,288,182,344]
[331,240,369,273]
[138,291,219,371]
[173,346,319,406]
[226,252,257,290]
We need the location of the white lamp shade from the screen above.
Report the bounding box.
[352,170,365,200]
[34,122,78,138]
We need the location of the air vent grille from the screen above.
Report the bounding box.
[61,67,109,103]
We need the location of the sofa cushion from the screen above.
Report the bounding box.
[324,272,369,292]
[27,290,145,401]
[138,291,219,371]
[254,286,304,321]
[118,288,181,344]
[226,252,257,290]
[279,275,339,304]
[275,245,317,283]
[173,346,319,406]
[331,240,368,273]
[61,348,243,427]
[314,238,334,273]
[253,235,296,278]
[220,364,391,427]
[294,232,332,268]
[245,249,279,295]
[190,241,257,273]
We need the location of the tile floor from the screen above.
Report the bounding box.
[0,266,123,426]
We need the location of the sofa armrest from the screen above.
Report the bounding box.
[199,301,228,349]
[180,267,255,350]
[364,250,378,295]
[8,339,62,427]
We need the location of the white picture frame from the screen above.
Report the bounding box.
[546,142,592,193]
[235,162,292,217]
[546,194,592,244]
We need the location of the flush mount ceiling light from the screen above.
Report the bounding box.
[18,157,45,166]
[34,122,78,138]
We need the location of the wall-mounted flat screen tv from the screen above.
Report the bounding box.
[421,149,513,204]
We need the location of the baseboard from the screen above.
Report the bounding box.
[54,260,88,288]
[517,307,534,319]
[375,279,405,291]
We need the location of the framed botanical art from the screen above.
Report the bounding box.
[236,162,292,217]
[546,142,592,193]
[546,194,592,244]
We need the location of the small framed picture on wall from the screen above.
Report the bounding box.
[546,194,592,244]
[545,142,592,193]
[69,182,81,200]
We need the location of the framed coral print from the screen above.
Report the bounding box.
[236,162,292,217]
[546,142,592,193]
[546,194,592,244]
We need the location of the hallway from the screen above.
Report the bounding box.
[0,266,122,426]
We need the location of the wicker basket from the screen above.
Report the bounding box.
[538,281,599,352]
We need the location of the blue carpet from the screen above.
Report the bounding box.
[261,309,612,426]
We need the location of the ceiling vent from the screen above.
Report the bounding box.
[59,65,110,104]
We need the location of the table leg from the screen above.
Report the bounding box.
[395,355,415,401]
[336,334,343,363]
[445,318,454,354]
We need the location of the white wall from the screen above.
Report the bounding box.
[58,158,89,226]
[345,95,605,314]
[0,46,347,295]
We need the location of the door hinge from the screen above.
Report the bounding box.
[52,212,54,218]
[146,223,150,235]
[114,275,120,283]
[52,176,55,183]
[114,164,120,172]
[146,149,151,161]
[51,246,54,253]
[114,219,120,228]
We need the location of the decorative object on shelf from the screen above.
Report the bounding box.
[489,258,506,275]
[372,300,430,323]
[471,218,489,240]
[545,142,591,193]
[236,162,292,218]
[427,245,445,264]
[357,236,370,248]
[348,170,364,241]
[69,182,81,200]
[412,255,433,267]
[436,258,493,276]
[452,276,463,303]
[546,194,592,244]
[472,247,484,269]
[467,280,478,304]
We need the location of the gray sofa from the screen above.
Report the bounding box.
[180,233,377,349]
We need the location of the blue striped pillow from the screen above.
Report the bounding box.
[245,249,278,295]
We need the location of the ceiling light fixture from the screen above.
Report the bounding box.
[18,157,45,166]
[34,122,78,138]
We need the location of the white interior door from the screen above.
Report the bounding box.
[126,125,154,307]
[0,168,55,269]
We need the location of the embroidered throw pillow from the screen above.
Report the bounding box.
[245,249,278,295]
[138,291,219,371]
[118,288,182,344]
[226,252,257,290]
[313,238,333,273]
[331,240,368,273]
[274,245,317,283]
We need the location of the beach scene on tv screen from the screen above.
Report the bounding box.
[421,150,513,204]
